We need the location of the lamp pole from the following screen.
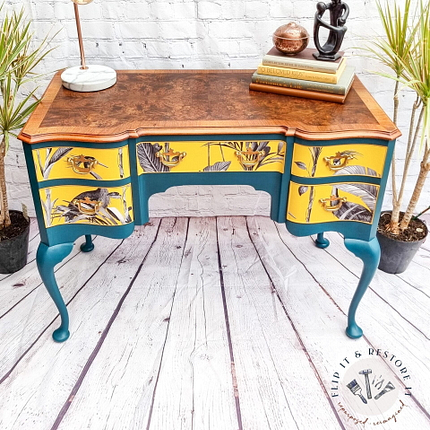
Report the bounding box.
[73,2,87,70]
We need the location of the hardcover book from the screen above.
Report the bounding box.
[249,82,349,103]
[263,47,345,74]
[251,66,355,96]
[256,60,347,84]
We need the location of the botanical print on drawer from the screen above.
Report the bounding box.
[291,143,387,178]
[33,146,130,181]
[136,140,286,174]
[40,184,133,227]
[287,181,380,225]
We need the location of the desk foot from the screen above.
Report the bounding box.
[315,233,330,249]
[80,235,94,252]
[344,237,380,339]
[53,327,70,342]
[37,242,74,343]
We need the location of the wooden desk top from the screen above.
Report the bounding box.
[19,69,400,144]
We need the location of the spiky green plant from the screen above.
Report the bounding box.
[364,0,430,235]
[0,4,56,229]
[395,0,430,230]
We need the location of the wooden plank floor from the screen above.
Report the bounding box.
[0,216,429,430]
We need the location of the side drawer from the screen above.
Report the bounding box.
[136,140,286,173]
[287,181,380,225]
[39,184,133,228]
[33,145,130,181]
[291,143,387,178]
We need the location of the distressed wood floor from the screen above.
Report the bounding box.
[0,216,429,430]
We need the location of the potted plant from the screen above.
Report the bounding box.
[0,4,55,273]
[363,0,429,274]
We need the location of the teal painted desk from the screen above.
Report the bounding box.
[18,70,400,342]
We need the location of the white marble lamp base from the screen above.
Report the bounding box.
[61,65,117,92]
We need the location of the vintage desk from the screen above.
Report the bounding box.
[18,70,400,342]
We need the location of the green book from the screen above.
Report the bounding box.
[262,47,345,74]
[251,66,355,95]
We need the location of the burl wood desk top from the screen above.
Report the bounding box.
[20,69,400,144]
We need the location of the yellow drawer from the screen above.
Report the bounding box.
[33,146,130,181]
[136,140,286,174]
[39,184,133,228]
[287,181,379,225]
[291,143,386,178]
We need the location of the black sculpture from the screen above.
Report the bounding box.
[313,0,349,61]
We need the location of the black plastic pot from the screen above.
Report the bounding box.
[0,210,30,274]
[377,221,428,274]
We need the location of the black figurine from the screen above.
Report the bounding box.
[313,0,349,61]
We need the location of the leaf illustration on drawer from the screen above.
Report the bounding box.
[203,161,231,171]
[37,147,73,179]
[332,201,373,223]
[302,146,323,222]
[204,140,285,171]
[118,147,124,178]
[298,185,308,196]
[137,143,169,172]
[333,165,380,177]
[52,187,132,226]
[333,182,378,210]
[294,161,308,171]
[328,181,378,224]
[41,188,58,227]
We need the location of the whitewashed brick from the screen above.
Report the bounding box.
[32,2,56,21]
[208,21,254,38]
[80,21,115,39]
[269,1,294,19]
[245,1,269,19]
[198,2,222,19]
[220,2,246,19]
[158,20,206,39]
[150,2,196,21]
[293,1,317,19]
[102,2,127,20]
[117,21,159,39]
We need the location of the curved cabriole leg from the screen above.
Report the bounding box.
[344,237,380,339]
[37,242,74,342]
[315,232,330,249]
[80,234,94,252]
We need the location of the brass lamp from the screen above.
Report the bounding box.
[61,0,117,92]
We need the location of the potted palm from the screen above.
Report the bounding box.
[363,0,429,274]
[0,5,55,273]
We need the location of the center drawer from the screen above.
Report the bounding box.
[136,140,286,174]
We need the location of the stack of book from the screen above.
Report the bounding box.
[250,47,355,103]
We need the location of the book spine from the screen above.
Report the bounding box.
[257,65,338,84]
[251,73,346,95]
[262,56,338,74]
[249,83,345,103]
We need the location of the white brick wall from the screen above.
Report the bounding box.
[4,0,429,218]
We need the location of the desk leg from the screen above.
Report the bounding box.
[36,242,74,342]
[80,234,94,252]
[315,232,330,249]
[344,237,380,339]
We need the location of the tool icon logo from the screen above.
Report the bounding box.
[340,357,402,418]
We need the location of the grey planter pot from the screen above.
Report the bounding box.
[377,219,428,274]
[0,210,30,274]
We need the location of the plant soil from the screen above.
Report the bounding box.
[378,212,428,242]
[0,211,30,242]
